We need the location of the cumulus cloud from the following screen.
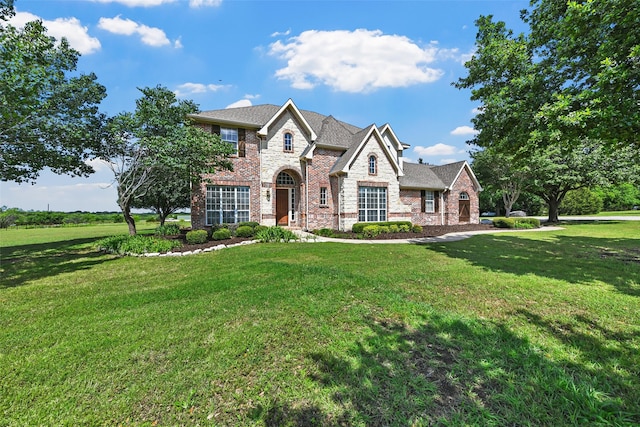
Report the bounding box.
[269,29,447,93]
[92,0,222,7]
[450,125,479,136]
[174,82,227,98]
[189,0,223,7]
[10,11,101,54]
[271,29,291,37]
[413,143,459,156]
[226,99,253,109]
[471,106,483,115]
[98,16,173,47]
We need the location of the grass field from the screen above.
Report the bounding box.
[1,221,639,425]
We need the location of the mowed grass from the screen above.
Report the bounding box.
[1,222,639,426]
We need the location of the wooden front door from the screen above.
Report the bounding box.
[459,200,470,223]
[276,189,289,225]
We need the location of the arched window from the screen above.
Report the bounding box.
[368,155,377,175]
[283,132,293,152]
[459,191,470,200]
[276,171,295,186]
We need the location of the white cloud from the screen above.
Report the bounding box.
[11,11,101,54]
[243,94,260,100]
[98,16,175,47]
[226,99,252,109]
[471,106,483,115]
[174,82,226,98]
[85,158,113,173]
[440,158,459,164]
[271,29,291,37]
[92,0,176,6]
[189,0,223,7]
[269,29,446,93]
[413,143,459,156]
[450,125,479,136]
[92,0,222,7]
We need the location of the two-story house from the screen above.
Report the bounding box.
[189,99,481,231]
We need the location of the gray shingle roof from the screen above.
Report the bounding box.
[329,125,377,174]
[430,161,466,188]
[190,104,362,137]
[315,115,357,149]
[399,163,447,189]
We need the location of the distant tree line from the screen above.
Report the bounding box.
[0,207,168,228]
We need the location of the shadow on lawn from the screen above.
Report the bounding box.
[267,314,639,426]
[0,237,114,288]
[426,231,640,297]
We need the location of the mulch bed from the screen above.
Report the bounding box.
[167,223,495,253]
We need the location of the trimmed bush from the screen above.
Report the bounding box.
[254,225,268,235]
[399,224,411,233]
[155,223,181,236]
[388,224,399,233]
[352,221,412,234]
[238,221,260,229]
[362,225,381,238]
[313,228,334,237]
[95,235,182,255]
[493,217,541,229]
[235,225,255,238]
[412,225,423,233]
[212,228,232,241]
[255,226,299,243]
[186,229,208,244]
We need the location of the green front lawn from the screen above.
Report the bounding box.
[1,221,639,425]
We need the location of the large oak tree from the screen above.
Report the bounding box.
[0,0,107,183]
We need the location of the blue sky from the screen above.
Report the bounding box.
[1,0,529,212]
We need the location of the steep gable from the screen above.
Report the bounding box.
[329,125,403,176]
[431,161,482,191]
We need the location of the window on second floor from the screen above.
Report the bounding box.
[283,132,293,152]
[368,155,377,175]
[221,128,238,155]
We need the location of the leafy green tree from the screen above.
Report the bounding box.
[104,86,233,235]
[471,148,530,217]
[594,183,640,211]
[559,188,603,215]
[524,0,640,150]
[130,165,190,226]
[0,0,107,183]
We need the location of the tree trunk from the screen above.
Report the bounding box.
[547,198,560,223]
[120,203,137,235]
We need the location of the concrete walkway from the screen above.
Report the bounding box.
[294,225,566,245]
[294,216,638,245]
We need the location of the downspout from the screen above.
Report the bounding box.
[304,158,309,231]
[441,189,446,225]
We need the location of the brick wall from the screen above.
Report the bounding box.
[399,189,443,225]
[306,148,342,230]
[442,166,480,225]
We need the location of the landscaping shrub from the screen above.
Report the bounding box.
[362,225,381,238]
[95,235,182,255]
[254,225,268,235]
[155,223,181,236]
[255,226,299,243]
[186,229,208,244]
[388,224,399,233]
[235,225,255,238]
[352,221,412,233]
[493,217,541,229]
[212,228,232,241]
[313,228,334,237]
[238,221,260,229]
[399,224,411,232]
[412,225,423,233]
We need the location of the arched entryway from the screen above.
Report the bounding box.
[275,171,297,226]
[458,191,470,223]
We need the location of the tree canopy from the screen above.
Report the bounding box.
[104,86,234,235]
[0,0,107,183]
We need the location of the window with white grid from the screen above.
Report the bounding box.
[206,186,249,225]
[358,187,387,222]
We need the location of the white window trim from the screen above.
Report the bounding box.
[205,185,250,225]
[358,186,387,222]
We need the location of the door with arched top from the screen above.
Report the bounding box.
[276,171,296,226]
[459,191,470,223]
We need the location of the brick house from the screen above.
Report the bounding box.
[189,99,481,231]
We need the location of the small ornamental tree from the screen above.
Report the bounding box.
[103,86,233,235]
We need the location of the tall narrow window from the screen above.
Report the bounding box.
[290,188,296,221]
[368,155,377,175]
[320,187,328,206]
[221,128,238,155]
[421,190,435,213]
[284,132,293,152]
